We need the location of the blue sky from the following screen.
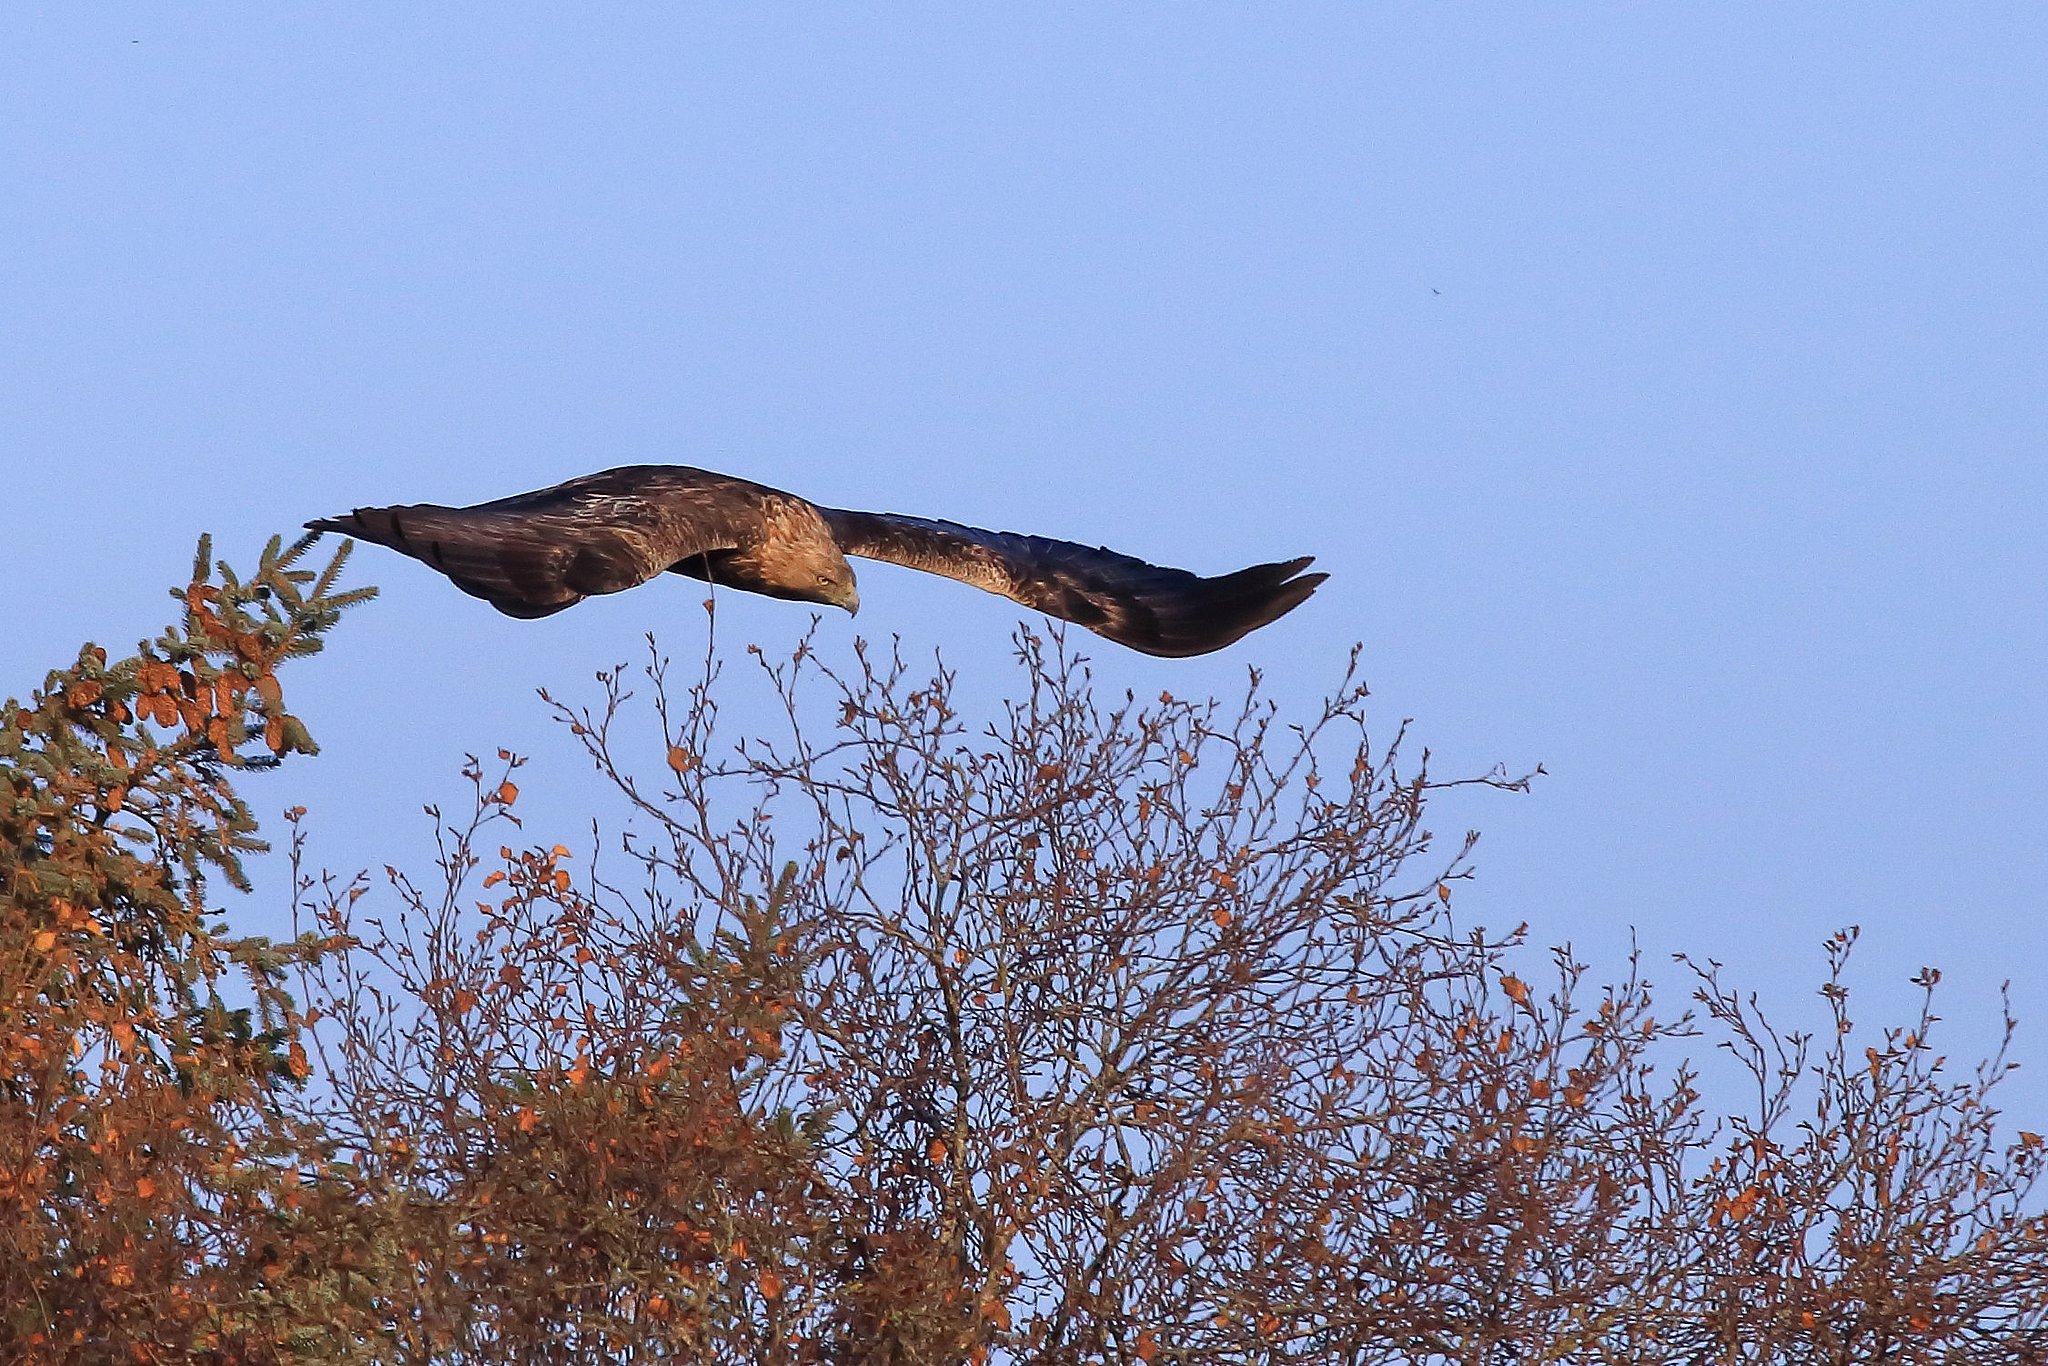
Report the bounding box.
[5,7,2044,1113]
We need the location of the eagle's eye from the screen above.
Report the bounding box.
[816,572,835,587]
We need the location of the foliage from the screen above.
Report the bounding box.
[9,548,2048,1364]
[1,535,376,1359]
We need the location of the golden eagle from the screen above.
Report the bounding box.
[307,465,1325,657]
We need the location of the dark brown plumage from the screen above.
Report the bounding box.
[306,465,1325,657]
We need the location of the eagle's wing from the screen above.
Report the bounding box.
[306,466,761,618]
[819,508,1325,657]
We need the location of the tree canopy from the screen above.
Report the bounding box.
[6,539,2047,1364]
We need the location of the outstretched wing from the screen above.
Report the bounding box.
[819,508,1325,657]
[305,466,765,618]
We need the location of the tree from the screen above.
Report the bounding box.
[8,543,2048,1364]
[1,536,378,1359]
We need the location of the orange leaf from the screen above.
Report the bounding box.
[135,660,178,694]
[1501,975,1530,1006]
[1210,907,1232,929]
[135,1177,157,1200]
[496,781,519,805]
[928,1139,948,1165]
[757,1269,785,1300]
[667,746,696,773]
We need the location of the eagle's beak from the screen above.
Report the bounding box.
[842,588,860,617]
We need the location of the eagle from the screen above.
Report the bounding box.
[306,465,1325,658]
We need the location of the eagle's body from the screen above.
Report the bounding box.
[308,465,1324,657]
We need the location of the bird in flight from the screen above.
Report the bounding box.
[307,465,1325,657]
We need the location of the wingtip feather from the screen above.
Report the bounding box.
[1117,555,1328,657]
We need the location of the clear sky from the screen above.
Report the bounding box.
[5,7,2044,1115]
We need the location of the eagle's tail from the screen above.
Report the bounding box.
[305,506,581,618]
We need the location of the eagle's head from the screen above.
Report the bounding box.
[741,502,860,615]
[800,552,860,616]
